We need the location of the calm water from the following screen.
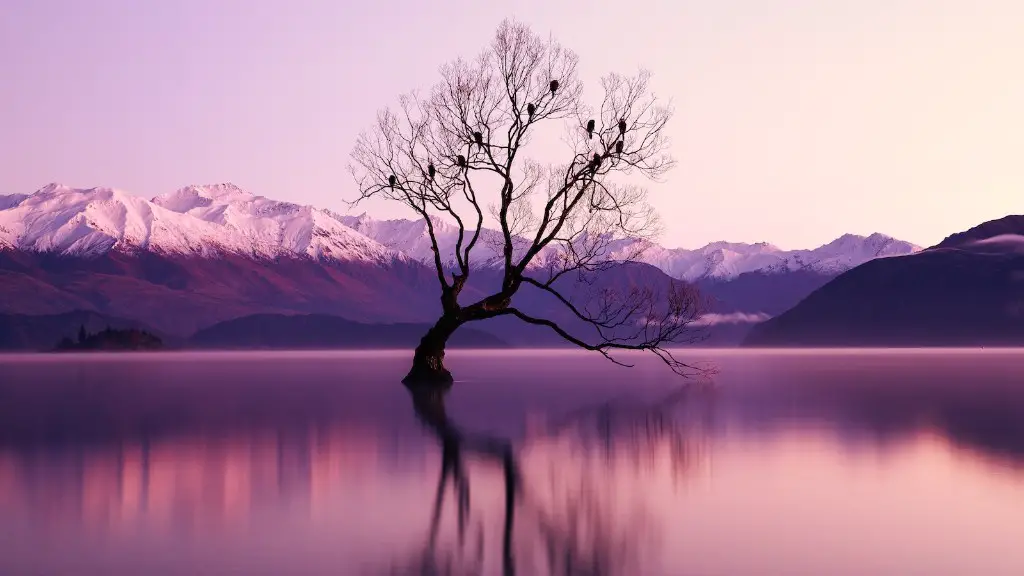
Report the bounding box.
[1,349,1023,576]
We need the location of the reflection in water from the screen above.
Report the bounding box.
[386,382,713,576]
[1,351,1024,575]
[0,425,386,534]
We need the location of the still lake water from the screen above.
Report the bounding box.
[0,349,1023,576]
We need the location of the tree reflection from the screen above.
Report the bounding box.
[384,382,711,576]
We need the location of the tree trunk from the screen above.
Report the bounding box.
[403,314,461,385]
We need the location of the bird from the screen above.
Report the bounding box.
[618,118,627,134]
[615,140,624,154]
[549,79,559,94]
[586,119,595,138]
[473,131,483,146]
[388,175,397,188]
[591,153,602,171]
[526,103,536,117]
[428,163,436,179]
[456,155,467,168]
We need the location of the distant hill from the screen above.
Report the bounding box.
[0,310,165,351]
[55,327,163,352]
[744,215,1024,347]
[0,248,444,337]
[691,269,836,345]
[188,313,509,350]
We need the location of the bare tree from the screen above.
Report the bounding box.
[350,20,704,384]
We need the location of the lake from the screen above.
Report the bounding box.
[1,349,1023,575]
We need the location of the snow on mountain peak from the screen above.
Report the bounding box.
[342,215,921,281]
[152,183,255,212]
[0,184,405,264]
[187,182,249,197]
[0,194,28,211]
[1,183,921,280]
[34,182,72,195]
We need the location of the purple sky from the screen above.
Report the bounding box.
[2,0,1022,249]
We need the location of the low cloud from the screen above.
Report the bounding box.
[973,234,1024,245]
[693,312,771,326]
[971,235,1024,253]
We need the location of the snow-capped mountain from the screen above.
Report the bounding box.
[342,213,921,281]
[622,232,919,281]
[0,183,404,265]
[0,194,28,211]
[339,212,509,267]
[1,183,919,281]
[0,182,928,345]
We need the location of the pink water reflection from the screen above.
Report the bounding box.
[0,350,1022,575]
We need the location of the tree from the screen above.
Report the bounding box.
[349,20,704,385]
[77,324,87,345]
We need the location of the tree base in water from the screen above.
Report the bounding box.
[401,354,454,386]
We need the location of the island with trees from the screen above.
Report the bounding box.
[54,325,163,352]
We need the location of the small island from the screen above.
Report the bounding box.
[54,325,163,352]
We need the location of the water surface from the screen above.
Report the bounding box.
[1,349,1023,575]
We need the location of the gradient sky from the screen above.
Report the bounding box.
[2,0,1022,249]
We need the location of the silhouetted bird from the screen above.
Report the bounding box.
[591,153,602,171]
[549,79,559,94]
[388,174,397,188]
[615,140,624,154]
[526,103,536,117]
[586,119,595,138]
[618,118,627,134]
[473,131,483,146]
[456,154,467,168]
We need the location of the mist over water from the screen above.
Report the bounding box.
[1,349,1023,575]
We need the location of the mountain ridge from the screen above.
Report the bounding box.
[743,214,1024,347]
[933,215,1024,251]
[1,183,920,282]
[341,211,920,281]
[0,183,406,265]
[1,182,927,346]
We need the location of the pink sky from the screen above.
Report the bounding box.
[2,0,1022,249]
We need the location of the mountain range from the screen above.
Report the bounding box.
[340,212,919,281]
[0,183,403,263]
[744,215,1024,347]
[0,182,922,348]
[1,183,919,281]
